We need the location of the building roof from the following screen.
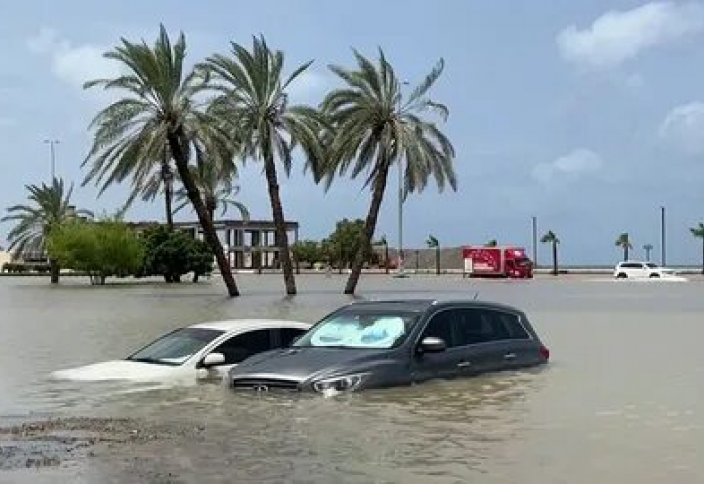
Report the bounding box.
[128,219,298,230]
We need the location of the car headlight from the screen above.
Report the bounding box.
[312,373,369,393]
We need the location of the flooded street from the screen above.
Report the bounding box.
[1,274,704,483]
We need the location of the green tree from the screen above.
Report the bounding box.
[322,50,456,294]
[82,25,240,297]
[174,161,249,223]
[48,220,145,285]
[141,226,214,283]
[322,219,371,272]
[199,36,326,295]
[615,233,632,261]
[2,178,92,284]
[426,234,441,275]
[690,223,704,274]
[485,239,498,247]
[540,230,560,276]
[292,240,321,269]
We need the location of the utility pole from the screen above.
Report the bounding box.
[660,206,666,266]
[44,139,60,180]
[532,216,538,268]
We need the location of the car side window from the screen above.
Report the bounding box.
[454,308,496,345]
[420,311,456,347]
[279,328,306,347]
[208,329,273,365]
[493,312,530,340]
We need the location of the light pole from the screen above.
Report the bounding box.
[660,206,666,266]
[531,216,538,268]
[44,139,60,181]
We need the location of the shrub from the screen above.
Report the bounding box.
[48,220,145,285]
[141,226,214,283]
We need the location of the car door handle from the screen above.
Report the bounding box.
[457,361,471,368]
[504,353,516,360]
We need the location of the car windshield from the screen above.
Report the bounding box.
[127,328,224,366]
[293,311,418,349]
[516,258,531,267]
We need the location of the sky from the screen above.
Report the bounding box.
[2,0,704,266]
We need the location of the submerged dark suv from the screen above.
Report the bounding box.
[228,299,549,394]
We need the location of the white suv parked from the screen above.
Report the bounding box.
[614,261,676,279]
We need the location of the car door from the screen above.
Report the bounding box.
[451,307,512,377]
[198,329,275,381]
[481,309,537,370]
[410,309,464,383]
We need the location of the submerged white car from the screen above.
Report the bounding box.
[51,319,311,383]
[614,261,678,279]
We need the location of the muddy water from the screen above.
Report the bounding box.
[1,274,704,483]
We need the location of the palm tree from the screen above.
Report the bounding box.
[426,234,441,275]
[174,161,250,223]
[2,178,92,283]
[82,25,241,296]
[690,223,704,274]
[540,230,560,276]
[199,36,326,295]
[485,239,498,247]
[322,49,456,294]
[643,243,654,262]
[615,233,633,261]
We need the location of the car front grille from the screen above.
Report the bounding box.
[231,378,301,392]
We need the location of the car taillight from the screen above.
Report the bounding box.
[539,345,550,360]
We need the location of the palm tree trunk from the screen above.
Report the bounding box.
[49,259,60,284]
[164,180,174,231]
[552,242,558,276]
[167,130,239,297]
[435,247,441,275]
[263,153,296,295]
[162,156,174,231]
[344,163,390,294]
[701,238,704,275]
[624,246,629,261]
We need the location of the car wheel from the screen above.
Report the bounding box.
[616,272,627,279]
[649,273,660,278]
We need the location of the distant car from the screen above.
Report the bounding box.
[229,299,549,394]
[614,261,677,279]
[51,319,311,383]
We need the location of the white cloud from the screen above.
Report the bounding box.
[557,1,704,69]
[26,28,120,89]
[659,101,704,155]
[532,149,603,184]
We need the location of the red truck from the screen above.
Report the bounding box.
[462,246,533,279]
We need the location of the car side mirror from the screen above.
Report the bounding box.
[201,352,225,367]
[419,336,447,353]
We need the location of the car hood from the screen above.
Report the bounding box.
[50,360,184,382]
[229,347,390,383]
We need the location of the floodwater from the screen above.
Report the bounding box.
[1,274,704,483]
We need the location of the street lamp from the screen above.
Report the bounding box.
[660,206,666,266]
[531,216,538,268]
[44,139,60,181]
